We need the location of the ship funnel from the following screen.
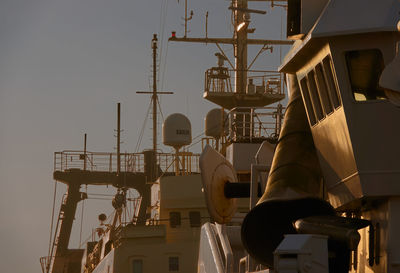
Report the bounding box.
[241,74,335,267]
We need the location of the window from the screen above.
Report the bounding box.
[315,64,334,115]
[132,259,143,273]
[300,55,343,126]
[169,212,181,228]
[322,56,341,108]
[287,0,301,37]
[189,211,201,227]
[169,257,179,271]
[300,78,317,126]
[345,49,386,101]
[307,71,324,120]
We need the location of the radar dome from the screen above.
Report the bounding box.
[205,108,227,139]
[163,113,192,149]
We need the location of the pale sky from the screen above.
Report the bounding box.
[0,0,288,272]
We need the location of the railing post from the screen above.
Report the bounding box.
[124,152,127,172]
[250,109,254,142]
[83,134,87,171]
[54,153,57,172]
[229,112,233,141]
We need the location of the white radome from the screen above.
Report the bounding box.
[162,113,192,149]
[205,108,227,139]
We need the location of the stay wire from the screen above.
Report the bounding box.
[161,40,169,91]
[79,185,87,247]
[134,99,152,152]
[48,180,58,258]
[158,0,169,90]
[156,96,165,122]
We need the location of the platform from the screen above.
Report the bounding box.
[204,91,285,109]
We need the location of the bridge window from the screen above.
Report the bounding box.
[169,212,181,228]
[306,70,324,120]
[345,49,386,101]
[322,56,341,108]
[299,55,342,126]
[315,64,334,115]
[169,257,179,271]
[300,78,317,126]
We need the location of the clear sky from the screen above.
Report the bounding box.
[0,0,288,272]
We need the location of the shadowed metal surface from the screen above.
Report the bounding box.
[241,74,334,267]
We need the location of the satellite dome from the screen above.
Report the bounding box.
[205,108,227,139]
[163,113,192,149]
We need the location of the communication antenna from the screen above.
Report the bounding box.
[182,0,193,38]
[117,103,121,175]
[205,11,209,39]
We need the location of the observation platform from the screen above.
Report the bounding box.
[53,169,147,188]
[203,69,285,109]
[204,92,285,109]
[53,150,200,189]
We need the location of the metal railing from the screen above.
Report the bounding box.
[205,69,284,96]
[54,150,200,174]
[40,256,50,273]
[227,105,285,142]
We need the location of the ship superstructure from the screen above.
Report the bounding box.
[169,0,290,179]
[169,0,292,272]
[40,34,209,273]
[178,1,400,273]
[40,0,289,268]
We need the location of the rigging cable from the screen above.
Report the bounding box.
[161,40,169,91]
[159,0,169,133]
[158,0,168,65]
[184,131,206,150]
[79,185,87,247]
[134,99,152,152]
[155,0,169,91]
[280,7,283,63]
[47,180,58,259]
[156,96,165,123]
[135,0,169,153]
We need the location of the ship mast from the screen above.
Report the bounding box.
[152,35,158,152]
[235,0,248,94]
[137,34,173,153]
[170,0,292,96]
[170,0,291,141]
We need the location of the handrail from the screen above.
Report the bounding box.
[205,68,284,96]
[54,150,201,174]
[216,224,234,273]
[40,256,50,273]
[199,223,225,273]
[44,193,67,273]
[226,105,285,142]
